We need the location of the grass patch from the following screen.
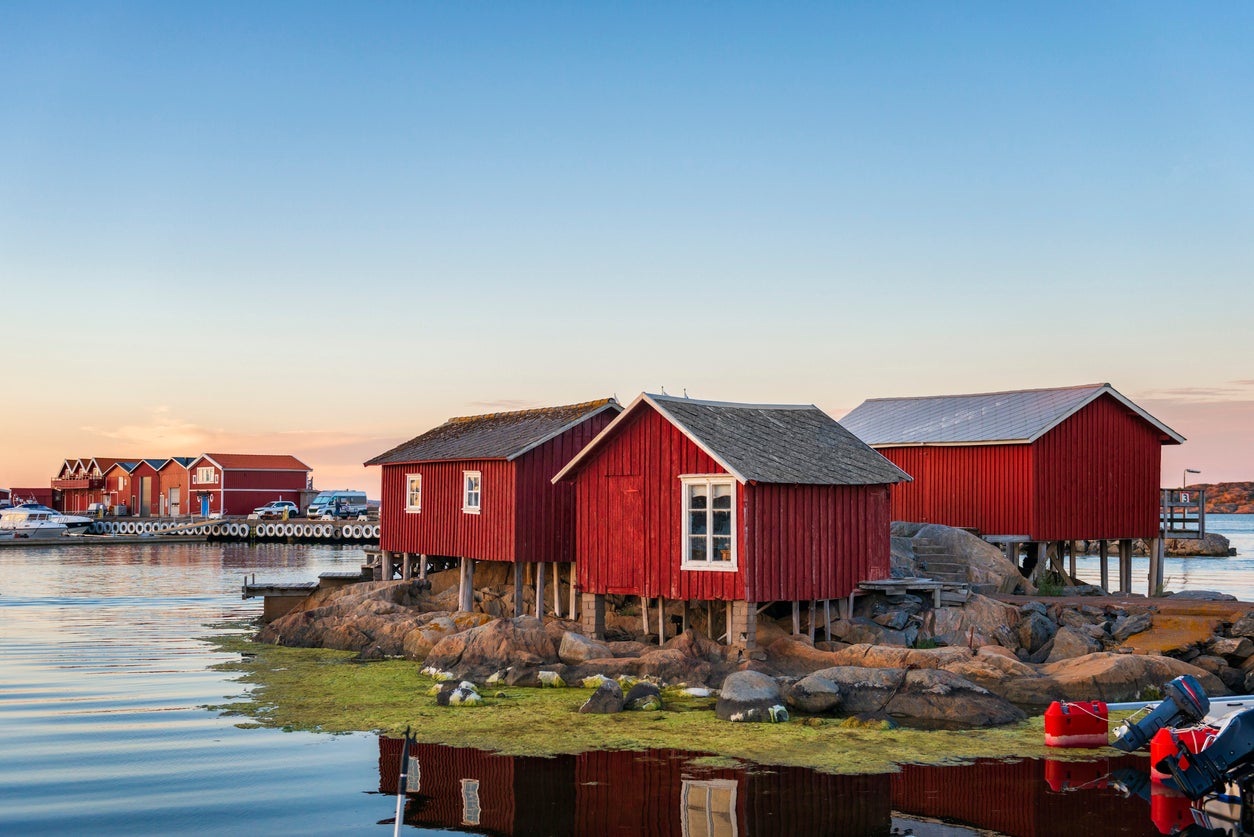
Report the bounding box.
[205,633,1122,775]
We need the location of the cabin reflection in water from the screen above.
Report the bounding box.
[378,739,1164,836]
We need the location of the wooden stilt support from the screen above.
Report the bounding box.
[792,601,800,636]
[642,596,650,636]
[706,601,713,639]
[808,600,816,642]
[657,596,665,646]
[681,601,688,634]
[401,552,411,580]
[458,557,475,613]
[725,601,733,645]
[514,563,525,618]
[1099,540,1109,592]
[824,600,831,642]
[1068,541,1076,581]
[1148,537,1163,596]
[1118,538,1132,593]
[568,563,577,620]
[553,563,563,618]
[535,561,546,622]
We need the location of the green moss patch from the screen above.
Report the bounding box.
[206,634,1121,774]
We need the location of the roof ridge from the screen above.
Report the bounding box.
[446,398,615,424]
[646,392,817,411]
[860,383,1108,403]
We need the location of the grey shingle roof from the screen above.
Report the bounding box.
[840,383,1184,446]
[364,399,620,466]
[556,394,910,485]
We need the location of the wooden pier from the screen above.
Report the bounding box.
[242,569,372,621]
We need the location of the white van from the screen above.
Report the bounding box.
[306,490,369,519]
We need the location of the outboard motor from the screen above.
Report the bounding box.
[1159,706,1254,800]
[1112,674,1210,752]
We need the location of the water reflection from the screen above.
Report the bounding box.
[376,740,1182,836]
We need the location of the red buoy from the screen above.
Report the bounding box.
[1149,726,1217,781]
[1044,700,1109,748]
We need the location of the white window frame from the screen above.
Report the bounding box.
[680,778,739,837]
[680,475,737,572]
[405,473,422,513]
[195,466,216,485]
[462,471,481,514]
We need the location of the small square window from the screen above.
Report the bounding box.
[463,471,481,514]
[405,474,422,513]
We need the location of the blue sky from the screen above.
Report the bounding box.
[3,3,1253,492]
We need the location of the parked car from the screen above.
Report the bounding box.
[253,500,300,520]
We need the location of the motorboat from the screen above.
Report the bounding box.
[13,503,93,534]
[0,507,68,538]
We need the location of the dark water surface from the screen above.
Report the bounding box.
[3,526,1248,835]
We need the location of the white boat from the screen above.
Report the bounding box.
[0,507,68,539]
[13,503,93,534]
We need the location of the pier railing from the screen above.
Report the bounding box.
[1161,488,1206,539]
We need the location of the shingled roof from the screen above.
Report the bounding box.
[555,393,910,486]
[840,383,1184,447]
[364,399,621,466]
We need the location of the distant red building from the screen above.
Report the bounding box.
[101,461,139,514]
[157,457,195,517]
[365,399,621,612]
[185,453,311,517]
[54,457,135,512]
[840,383,1183,542]
[554,394,909,648]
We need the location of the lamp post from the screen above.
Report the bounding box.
[1183,468,1200,489]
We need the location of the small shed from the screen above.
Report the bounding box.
[840,383,1185,591]
[553,393,910,649]
[186,453,311,517]
[364,399,621,615]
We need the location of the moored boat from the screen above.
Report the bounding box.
[14,503,93,534]
[0,507,69,538]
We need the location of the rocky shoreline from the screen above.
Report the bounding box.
[255,523,1253,729]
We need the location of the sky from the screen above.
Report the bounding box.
[2,2,1252,496]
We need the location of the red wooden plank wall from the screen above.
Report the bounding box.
[380,459,515,561]
[514,409,617,563]
[880,444,1034,536]
[1033,394,1163,541]
[744,483,892,601]
[573,407,744,601]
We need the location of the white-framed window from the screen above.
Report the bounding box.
[195,466,216,485]
[462,471,481,514]
[681,475,736,571]
[117,477,126,490]
[460,778,481,826]
[405,473,422,513]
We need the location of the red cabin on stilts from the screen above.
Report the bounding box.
[554,393,909,649]
[365,399,621,615]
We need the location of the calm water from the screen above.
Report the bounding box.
[3,522,1250,835]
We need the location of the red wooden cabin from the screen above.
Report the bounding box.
[840,383,1184,591]
[365,399,621,615]
[553,393,909,648]
[185,453,311,517]
[53,457,133,512]
[840,383,1182,541]
[156,457,195,517]
[127,459,167,517]
[101,461,139,514]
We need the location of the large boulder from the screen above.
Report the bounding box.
[811,665,1024,727]
[1018,611,1057,654]
[716,671,788,723]
[425,616,559,679]
[926,594,1022,649]
[257,579,443,656]
[1045,626,1103,662]
[894,522,1033,595]
[579,679,624,714]
[1166,533,1233,557]
[559,631,614,665]
[990,653,1228,707]
[785,674,842,714]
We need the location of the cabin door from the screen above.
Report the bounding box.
[169,487,180,517]
[138,477,152,517]
[608,475,644,593]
